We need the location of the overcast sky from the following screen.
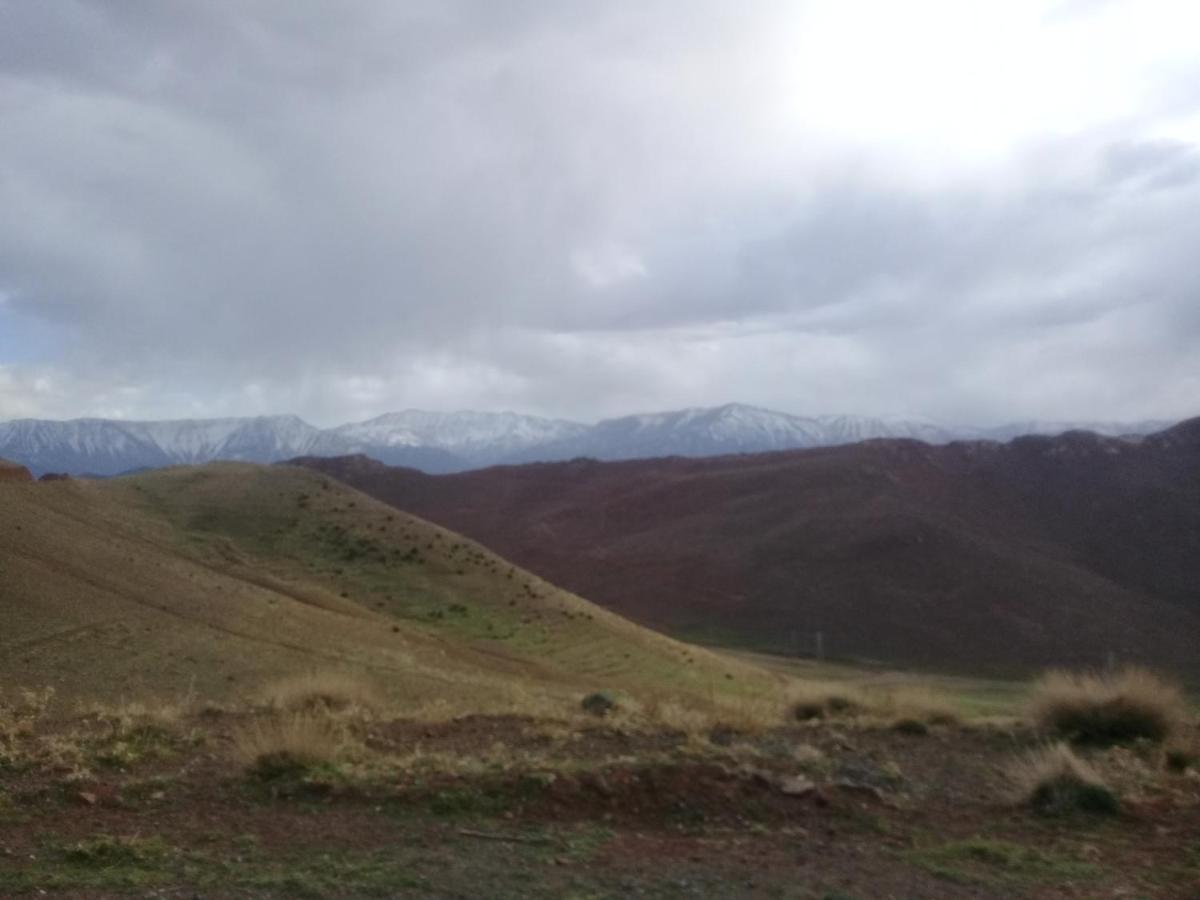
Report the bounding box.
[1,0,1198,426]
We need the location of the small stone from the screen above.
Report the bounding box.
[778,775,817,796]
[76,791,97,806]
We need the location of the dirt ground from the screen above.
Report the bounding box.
[2,712,1198,899]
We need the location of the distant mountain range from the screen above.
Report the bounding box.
[0,403,1177,476]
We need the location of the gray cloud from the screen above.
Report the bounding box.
[0,0,1198,426]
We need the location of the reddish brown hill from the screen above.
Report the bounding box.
[0,457,33,483]
[292,418,1200,678]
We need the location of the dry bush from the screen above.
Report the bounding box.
[232,713,345,779]
[1010,742,1118,815]
[258,671,385,715]
[784,681,960,727]
[787,683,866,722]
[1029,667,1187,746]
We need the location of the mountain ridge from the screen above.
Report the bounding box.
[0,403,1180,476]
[292,417,1200,679]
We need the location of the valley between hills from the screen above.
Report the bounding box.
[1,450,1198,898]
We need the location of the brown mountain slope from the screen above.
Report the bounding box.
[294,418,1200,679]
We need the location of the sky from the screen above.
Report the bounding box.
[1,0,1198,427]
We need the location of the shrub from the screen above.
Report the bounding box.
[233,713,342,780]
[1011,743,1118,816]
[789,688,862,722]
[787,683,959,726]
[1029,667,1187,746]
[892,717,930,736]
[581,691,617,717]
[259,671,383,714]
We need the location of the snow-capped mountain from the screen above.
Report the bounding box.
[320,410,586,465]
[0,410,585,476]
[504,403,965,463]
[0,404,1180,476]
[0,416,324,476]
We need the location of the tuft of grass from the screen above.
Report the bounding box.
[1010,743,1119,816]
[789,686,864,722]
[580,691,617,717]
[1029,667,1187,746]
[786,682,960,727]
[891,717,930,736]
[233,713,345,780]
[258,671,385,714]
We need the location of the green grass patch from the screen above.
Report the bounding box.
[88,722,179,769]
[423,774,553,818]
[904,837,1100,888]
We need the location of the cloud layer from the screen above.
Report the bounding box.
[1,0,1198,425]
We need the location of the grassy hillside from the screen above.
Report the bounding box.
[0,462,776,708]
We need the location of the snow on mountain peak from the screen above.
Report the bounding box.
[0,405,1179,476]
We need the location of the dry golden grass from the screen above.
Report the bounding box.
[232,712,346,778]
[2,464,779,714]
[258,671,386,714]
[1009,742,1118,815]
[1029,667,1187,746]
[79,697,190,732]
